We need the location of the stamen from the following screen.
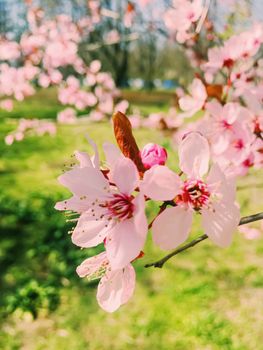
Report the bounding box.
[86,259,109,282]
[176,179,211,210]
[102,193,135,221]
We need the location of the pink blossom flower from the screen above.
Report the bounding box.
[142,113,163,129]
[139,0,152,6]
[104,30,121,44]
[141,132,240,249]
[179,78,207,117]
[89,60,101,74]
[38,73,50,88]
[114,100,129,114]
[97,96,114,114]
[0,99,13,112]
[0,64,37,101]
[203,24,263,75]
[140,143,168,169]
[55,141,148,270]
[204,101,249,155]
[164,0,203,43]
[128,114,142,129]
[76,251,135,312]
[57,108,77,124]
[238,225,261,240]
[0,40,20,60]
[89,110,105,121]
[5,134,14,146]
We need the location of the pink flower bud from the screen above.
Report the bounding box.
[140,143,167,169]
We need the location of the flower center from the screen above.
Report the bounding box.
[223,58,234,68]
[221,119,232,130]
[176,179,210,210]
[233,138,244,150]
[104,193,134,221]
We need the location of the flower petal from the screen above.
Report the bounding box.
[179,132,210,178]
[133,193,148,238]
[201,201,240,247]
[207,163,236,202]
[74,151,93,168]
[86,134,99,168]
[111,157,139,195]
[76,252,107,278]
[152,206,193,250]
[58,167,108,198]
[55,195,90,213]
[140,165,181,201]
[103,142,123,169]
[72,213,110,247]
[106,219,146,270]
[97,264,135,312]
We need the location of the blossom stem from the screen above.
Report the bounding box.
[145,211,263,268]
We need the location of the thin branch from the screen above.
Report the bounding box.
[145,211,263,269]
[83,33,139,51]
[196,0,211,34]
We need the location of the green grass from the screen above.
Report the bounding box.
[1,90,263,350]
[0,88,174,120]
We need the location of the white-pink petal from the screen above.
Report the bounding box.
[97,264,136,313]
[133,193,148,238]
[152,206,193,250]
[106,219,146,270]
[140,165,181,201]
[206,163,236,203]
[86,135,99,168]
[74,151,93,168]
[103,142,123,169]
[76,252,107,278]
[179,79,207,117]
[72,213,109,247]
[58,167,108,197]
[111,157,139,195]
[54,195,90,213]
[201,201,240,247]
[179,132,210,178]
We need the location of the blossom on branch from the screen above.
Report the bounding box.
[77,252,136,312]
[55,138,148,270]
[141,132,240,249]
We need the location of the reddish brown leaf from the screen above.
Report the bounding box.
[113,111,145,173]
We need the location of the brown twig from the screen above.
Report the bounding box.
[145,212,263,268]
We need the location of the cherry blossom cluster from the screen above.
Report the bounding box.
[55,112,241,312]
[0,64,38,101]
[58,61,128,120]
[163,0,205,43]
[88,2,262,180]
[5,118,56,146]
[174,22,263,178]
[0,5,128,146]
[128,107,183,131]
[1,6,128,142]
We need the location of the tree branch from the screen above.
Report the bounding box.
[145,212,263,269]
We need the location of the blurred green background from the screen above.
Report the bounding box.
[1,90,263,350]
